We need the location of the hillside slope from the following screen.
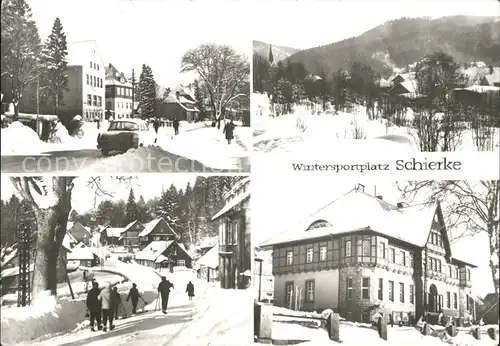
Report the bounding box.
[253,40,300,62]
[285,16,500,77]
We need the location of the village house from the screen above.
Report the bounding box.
[157,88,200,123]
[121,220,144,247]
[260,184,477,325]
[105,63,134,120]
[137,218,178,249]
[19,40,106,123]
[135,240,192,271]
[212,177,251,289]
[67,222,91,245]
[100,226,124,246]
[195,245,219,283]
[66,244,100,268]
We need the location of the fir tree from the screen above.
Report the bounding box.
[193,79,205,117]
[130,69,137,117]
[40,17,68,117]
[138,64,156,118]
[1,0,41,120]
[159,184,180,230]
[124,188,140,224]
[269,44,274,65]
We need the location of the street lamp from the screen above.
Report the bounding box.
[255,254,263,302]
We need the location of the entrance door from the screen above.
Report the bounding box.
[429,284,438,312]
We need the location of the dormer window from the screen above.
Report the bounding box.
[306,220,332,231]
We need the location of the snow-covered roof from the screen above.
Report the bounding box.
[212,188,250,221]
[123,220,142,233]
[395,80,418,94]
[105,227,125,238]
[62,233,77,251]
[67,246,96,260]
[155,254,169,263]
[67,222,91,234]
[455,85,500,93]
[138,218,177,238]
[260,188,442,250]
[197,245,219,269]
[198,236,218,249]
[135,240,174,261]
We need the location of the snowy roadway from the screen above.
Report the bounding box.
[17,286,253,346]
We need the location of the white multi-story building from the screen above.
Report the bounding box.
[105,63,134,119]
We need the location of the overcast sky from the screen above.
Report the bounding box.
[251,0,499,49]
[252,175,494,296]
[0,175,196,214]
[27,0,251,86]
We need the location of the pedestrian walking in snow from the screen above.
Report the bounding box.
[157,276,174,314]
[98,282,116,331]
[86,281,103,331]
[153,118,160,134]
[173,117,180,135]
[126,283,141,314]
[186,281,195,301]
[223,118,235,144]
[112,287,122,319]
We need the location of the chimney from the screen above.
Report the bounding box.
[357,184,365,192]
[376,195,383,200]
[176,91,180,100]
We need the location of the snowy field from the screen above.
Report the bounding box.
[1,119,251,170]
[252,93,500,154]
[256,306,499,346]
[0,255,215,345]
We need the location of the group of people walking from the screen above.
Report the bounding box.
[152,118,180,135]
[86,277,196,331]
[86,281,143,332]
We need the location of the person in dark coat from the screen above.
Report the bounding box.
[153,118,159,134]
[377,316,383,338]
[186,281,195,301]
[157,276,174,314]
[223,119,235,144]
[112,287,122,319]
[86,281,103,331]
[126,283,141,314]
[173,117,180,135]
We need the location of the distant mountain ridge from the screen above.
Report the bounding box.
[284,16,500,78]
[253,40,300,63]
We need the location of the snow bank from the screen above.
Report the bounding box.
[157,126,251,170]
[0,121,46,155]
[47,122,99,151]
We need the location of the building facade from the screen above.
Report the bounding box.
[157,90,199,122]
[135,240,192,272]
[105,63,134,119]
[262,186,476,324]
[19,40,105,123]
[67,222,91,245]
[122,220,144,247]
[138,218,178,249]
[212,177,251,289]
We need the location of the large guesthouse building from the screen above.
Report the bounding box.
[260,185,476,324]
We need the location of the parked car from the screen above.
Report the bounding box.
[97,119,156,156]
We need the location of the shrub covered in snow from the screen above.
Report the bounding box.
[0,121,45,155]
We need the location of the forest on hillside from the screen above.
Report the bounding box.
[1,176,246,250]
[283,16,500,78]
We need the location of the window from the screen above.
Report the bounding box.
[362,239,371,256]
[286,251,293,265]
[305,280,314,302]
[467,269,471,281]
[401,251,406,266]
[99,78,102,88]
[389,248,395,262]
[347,277,353,299]
[97,64,99,71]
[98,96,102,107]
[306,248,313,263]
[86,74,89,85]
[362,277,370,299]
[453,293,458,309]
[177,259,185,267]
[87,94,92,105]
[446,292,451,308]
[399,283,404,303]
[378,278,383,300]
[455,268,459,279]
[93,62,96,69]
[320,246,327,261]
[380,242,386,259]
[389,280,394,302]
[345,240,351,257]
[93,76,97,86]
[285,282,294,306]
[90,61,93,68]
[410,284,414,304]
[347,312,352,321]
[93,95,97,106]
[437,260,441,273]
[153,236,161,241]
[410,253,414,267]
[448,265,453,278]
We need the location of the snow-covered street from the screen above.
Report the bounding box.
[1,120,251,173]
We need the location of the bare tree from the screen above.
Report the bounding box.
[181,43,250,128]
[9,176,131,301]
[401,180,500,297]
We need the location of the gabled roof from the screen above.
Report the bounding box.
[105,227,125,238]
[123,220,143,233]
[212,188,250,221]
[259,188,474,266]
[67,222,91,234]
[138,218,177,238]
[197,245,218,269]
[67,246,97,260]
[135,240,192,261]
